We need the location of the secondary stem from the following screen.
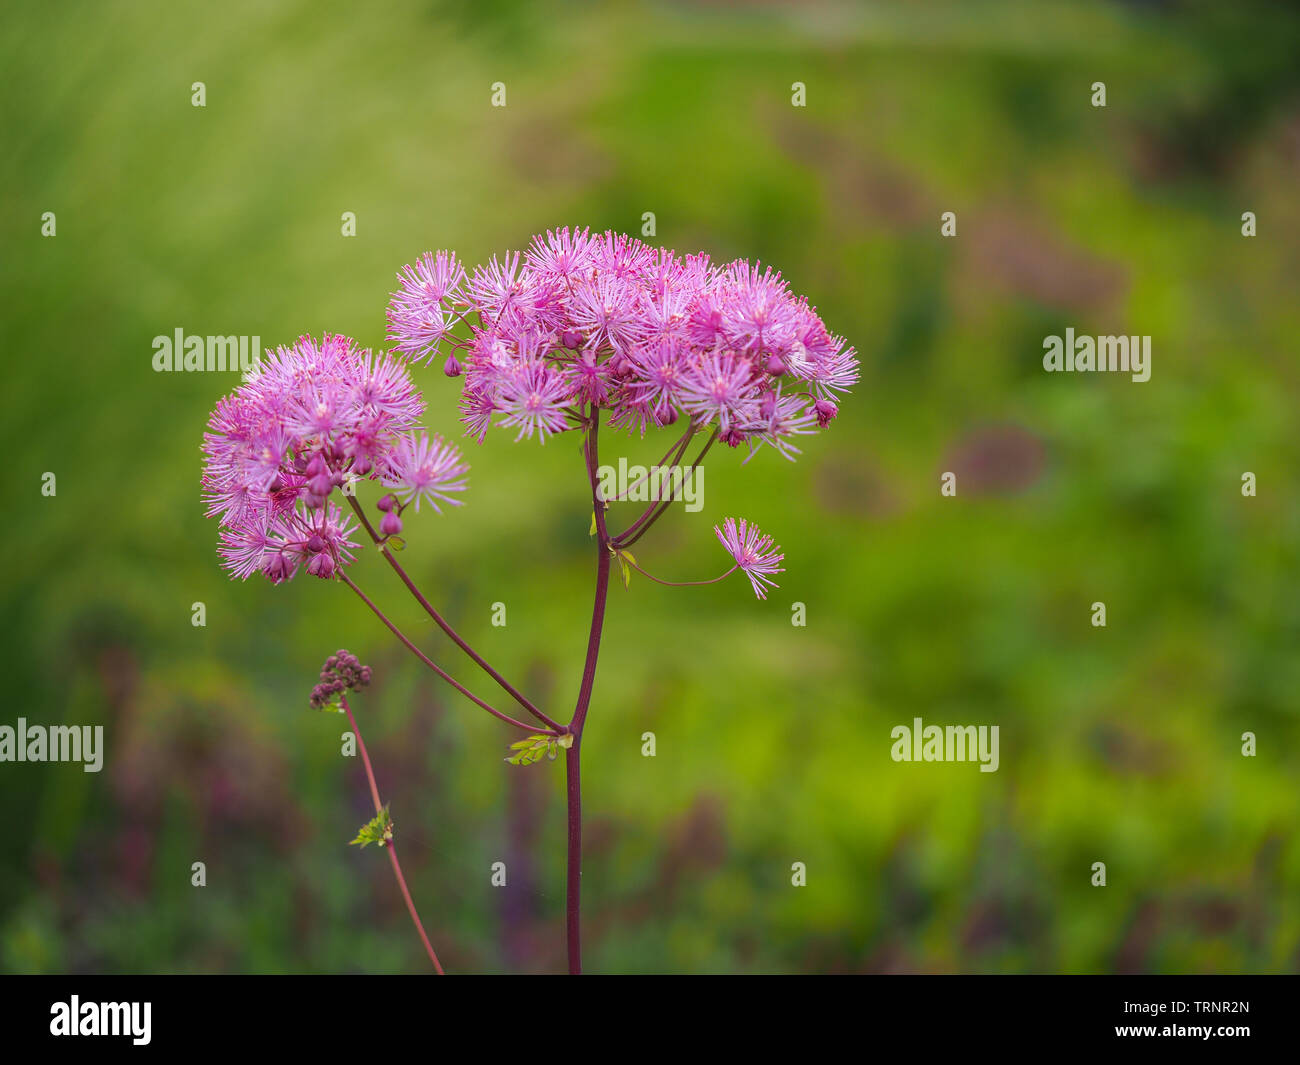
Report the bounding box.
[338,570,551,735]
[613,427,718,549]
[341,694,444,974]
[567,408,613,975]
[346,494,562,733]
[618,554,738,588]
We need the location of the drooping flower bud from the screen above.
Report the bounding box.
[263,551,294,584]
[306,552,335,578]
[376,493,396,513]
[443,353,462,377]
[814,397,838,428]
[380,511,403,537]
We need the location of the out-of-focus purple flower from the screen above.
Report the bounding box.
[714,517,784,600]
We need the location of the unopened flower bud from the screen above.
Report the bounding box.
[765,355,786,376]
[376,494,396,512]
[443,353,462,377]
[306,534,326,553]
[307,552,335,578]
[814,397,838,428]
[263,552,293,583]
[380,512,403,536]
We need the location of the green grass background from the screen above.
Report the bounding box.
[2,0,1298,972]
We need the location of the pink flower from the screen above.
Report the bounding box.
[387,252,466,364]
[679,349,762,435]
[714,517,784,600]
[383,230,853,461]
[496,358,572,442]
[201,334,433,582]
[382,432,469,513]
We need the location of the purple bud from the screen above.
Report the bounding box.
[561,329,583,349]
[814,397,838,428]
[658,405,679,426]
[306,534,326,553]
[309,473,333,498]
[443,353,462,377]
[765,355,786,376]
[307,552,335,578]
[263,552,292,583]
[376,493,396,513]
[305,452,327,478]
[380,512,403,537]
[760,391,777,419]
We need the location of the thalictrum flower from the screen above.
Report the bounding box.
[382,431,469,513]
[385,228,856,459]
[714,517,784,600]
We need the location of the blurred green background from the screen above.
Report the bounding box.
[3,0,1299,974]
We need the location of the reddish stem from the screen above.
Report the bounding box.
[566,409,613,974]
[345,494,562,733]
[341,694,444,974]
[613,427,717,549]
[338,570,551,735]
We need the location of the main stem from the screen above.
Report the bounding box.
[567,409,612,975]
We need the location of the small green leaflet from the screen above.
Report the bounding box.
[614,548,636,588]
[385,536,407,552]
[589,511,597,537]
[505,732,574,766]
[350,804,393,848]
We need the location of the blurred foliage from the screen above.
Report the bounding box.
[2,0,1299,973]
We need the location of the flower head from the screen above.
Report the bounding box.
[714,517,784,600]
[384,229,855,457]
[382,431,469,513]
[201,333,461,583]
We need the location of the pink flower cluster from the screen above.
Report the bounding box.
[202,333,468,582]
[385,229,858,459]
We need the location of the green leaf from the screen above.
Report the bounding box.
[589,511,597,537]
[350,804,393,849]
[386,536,407,552]
[505,734,557,766]
[619,554,632,588]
